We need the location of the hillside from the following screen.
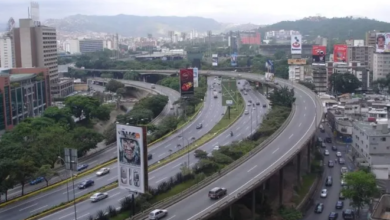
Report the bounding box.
[259,17,390,41]
[43,14,223,37]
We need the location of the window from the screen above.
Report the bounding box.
[382,137,386,141]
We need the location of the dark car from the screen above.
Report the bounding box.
[77,164,89,171]
[208,187,227,199]
[78,179,94,189]
[30,177,44,185]
[196,123,203,129]
[328,160,334,167]
[256,102,260,105]
[339,158,345,164]
[325,176,333,186]
[263,104,267,108]
[248,100,252,103]
[336,200,344,209]
[148,153,153,160]
[339,192,345,200]
[329,212,338,220]
[325,137,332,143]
[314,203,324,213]
[343,209,355,219]
[332,145,338,151]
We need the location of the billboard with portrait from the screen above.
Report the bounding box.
[179,68,194,96]
[291,35,302,54]
[375,33,390,53]
[212,54,218,66]
[231,53,237,66]
[193,67,199,88]
[117,124,148,193]
[312,45,326,63]
[333,45,347,62]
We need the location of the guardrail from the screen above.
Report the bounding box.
[129,99,297,220]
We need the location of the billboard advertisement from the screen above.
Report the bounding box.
[265,60,274,72]
[193,67,199,88]
[312,45,326,63]
[179,68,194,96]
[333,44,347,62]
[288,66,297,81]
[231,53,237,66]
[212,54,218,66]
[265,72,274,82]
[288,59,307,65]
[117,124,148,194]
[375,33,390,53]
[291,35,302,54]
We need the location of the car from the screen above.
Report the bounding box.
[343,209,355,219]
[329,211,339,220]
[96,168,110,176]
[196,123,203,129]
[339,192,345,200]
[341,178,347,186]
[149,209,168,220]
[263,104,267,108]
[314,203,324,213]
[208,187,227,199]
[336,151,342,157]
[328,160,334,167]
[248,100,252,103]
[247,103,252,106]
[151,84,155,89]
[324,149,330,156]
[244,110,249,115]
[30,177,44,185]
[78,180,94,189]
[320,189,328,198]
[325,176,333,186]
[325,137,332,143]
[213,146,220,151]
[256,102,260,105]
[90,192,108,202]
[341,167,348,175]
[338,158,345,164]
[275,82,279,85]
[77,164,89,171]
[237,81,240,84]
[148,153,153,160]
[321,142,327,148]
[336,200,344,209]
[243,91,247,95]
[332,145,338,151]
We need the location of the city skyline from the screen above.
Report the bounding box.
[0,0,390,25]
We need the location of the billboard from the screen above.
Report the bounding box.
[212,54,218,66]
[179,68,194,96]
[288,66,297,81]
[193,67,199,88]
[288,59,307,65]
[375,33,390,53]
[333,44,347,62]
[231,53,237,66]
[291,35,302,54]
[117,124,148,194]
[312,45,326,63]
[265,72,274,82]
[265,60,274,72]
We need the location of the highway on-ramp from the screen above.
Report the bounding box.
[31,79,268,220]
[0,78,224,220]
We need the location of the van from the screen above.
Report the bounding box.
[325,176,332,186]
[208,187,227,199]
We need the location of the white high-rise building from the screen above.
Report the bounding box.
[0,34,14,68]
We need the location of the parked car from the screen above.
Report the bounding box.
[149,209,168,220]
[325,176,333,186]
[96,168,110,176]
[338,158,345,164]
[78,180,94,189]
[329,211,339,220]
[196,123,203,129]
[324,149,330,156]
[256,102,260,105]
[148,153,153,160]
[77,164,89,171]
[208,187,227,199]
[320,189,328,198]
[341,167,348,175]
[339,192,345,200]
[328,160,334,167]
[336,151,342,157]
[314,203,324,213]
[90,192,108,202]
[332,145,338,151]
[341,178,347,186]
[263,104,267,108]
[336,200,344,209]
[342,209,355,219]
[325,137,332,143]
[30,177,44,185]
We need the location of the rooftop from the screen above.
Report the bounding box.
[371,194,390,220]
[354,121,390,137]
[10,73,36,82]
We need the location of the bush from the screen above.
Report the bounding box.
[107,206,117,217]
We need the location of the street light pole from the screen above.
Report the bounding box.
[58,157,70,202]
[71,168,77,220]
[178,136,194,167]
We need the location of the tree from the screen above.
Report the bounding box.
[71,127,104,156]
[269,86,296,107]
[93,105,111,121]
[36,165,56,187]
[0,159,16,201]
[64,96,101,121]
[105,79,125,93]
[371,74,390,93]
[342,170,379,215]
[43,106,74,129]
[329,73,361,94]
[299,81,316,91]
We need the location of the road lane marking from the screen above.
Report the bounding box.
[272,148,279,154]
[58,212,74,219]
[166,215,176,220]
[76,213,90,220]
[107,176,117,182]
[164,145,171,149]
[172,163,181,168]
[149,176,155,180]
[289,134,294,139]
[305,106,307,110]
[299,123,302,127]
[247,165,257,172]
[30,205,48,213]
[158,153,166,157]
[19,203,37,211]
[304,114,306,117]
[110,193,120,198]
[156,177,167,184]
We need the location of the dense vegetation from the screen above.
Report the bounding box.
[0,96,110,199]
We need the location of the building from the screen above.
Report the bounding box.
[265,30,300,40]
[63,39,80,54]
[347,45,374,70]
[373,53,390,81]
[79,39,104,53]
[0,33,14,68]
[366,30,378,47]
[326,61,370,90]
[12,18,73,98]
[240,32,261,45]
[327,107,353,142]
[288,65,311,82]
[311,63,328,93]
[0,67,51,131]
[371,194,390,219]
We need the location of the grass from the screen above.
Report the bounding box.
[109,212,129,220]
[221,77,238,106]
[293,174,317,205]
[149,179,197,203]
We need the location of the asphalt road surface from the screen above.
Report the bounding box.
[30,80,268,220]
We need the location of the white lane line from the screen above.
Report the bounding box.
[110,192,121,198]
[30,205,47,213]
[149,176,155,180]
[299,123,302,127]
[156,177,167,184]
[246,126,250,130]
[158,153,166,157]
[76,213,90,220]
[305,106,307,110]
[304,114,306,117]
[272,148,279,154]
[172,163,181,168]
[247,165,257,172]
[166,215,176,220]
[164,145,171,149]
[236,126,241,130]
[58,212,74,219]
[107,176,117,182]
[289,134,294,139]
[19,203,37,211]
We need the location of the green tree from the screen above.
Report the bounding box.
[64,96,101,121]
[269,86,296,107]
[329,73,361,94]
[0,159,16,201]
[93,105,111,121]
[158,77,180,91]
[299,81,316,91]
[36,165,56,187]
[71,127,104,156]
[371,74,390,93]
[105,79,125,93]
[43,106,74,129]
[342,170,379,215]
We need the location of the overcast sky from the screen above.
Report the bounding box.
[0,0,389,25]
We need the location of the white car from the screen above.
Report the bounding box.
[341,178,347,186]
[149,209,168,220]
[324,150,330,156]
[90,192,108,202]
[247,103,251,106]
[244,110,249,115]
[336,151,342,157]
[320,189,328,198]
[96,167,110,176]
[341,166,348,175]
[213,146,220,151]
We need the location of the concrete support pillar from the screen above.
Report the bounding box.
[297,151,301,184]
[279,168,284,206]
[307,144,311,173]
[252,190,256,220]
[229,205,234,219]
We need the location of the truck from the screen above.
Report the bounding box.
[213,91,218,98]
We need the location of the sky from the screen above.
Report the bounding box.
[0,0,390,25]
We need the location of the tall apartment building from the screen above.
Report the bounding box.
[326,61,370,90]
[347,45,374,70]
[79,39,103,53]
[366,30,378,46]
[0,33,14,68]
[12,18,73,98]
[373,53,390,81]
[311,63,328,93]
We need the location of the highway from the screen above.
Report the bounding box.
[28,79,268,220]
[0,77,226,220]
[0,80,179,202]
